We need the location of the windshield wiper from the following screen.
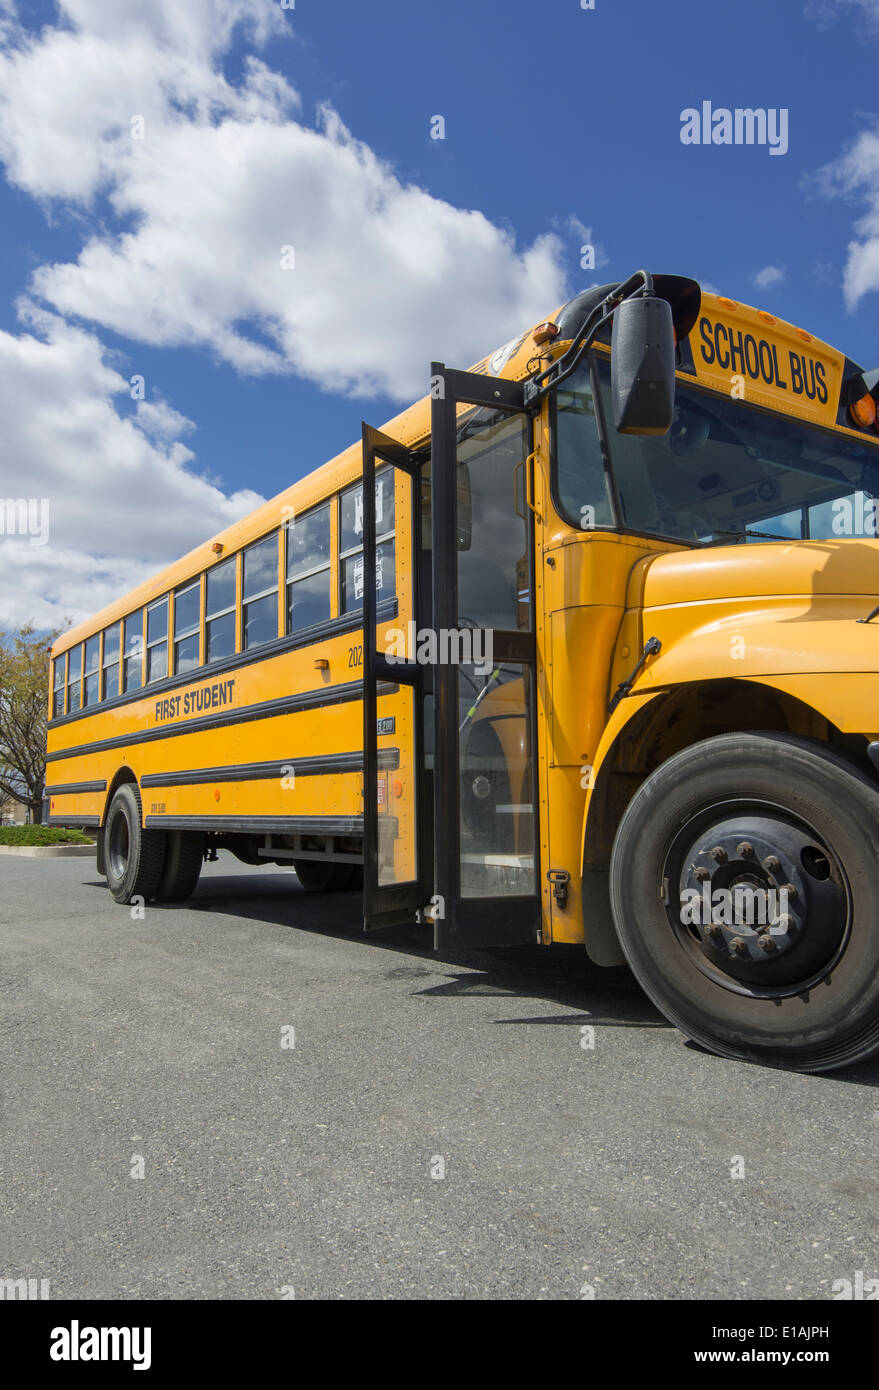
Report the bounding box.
[704,527,795,545]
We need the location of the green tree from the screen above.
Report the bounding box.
[0,623,60,822]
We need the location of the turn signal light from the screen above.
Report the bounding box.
[850,393,877,429]
[211,542,224,555]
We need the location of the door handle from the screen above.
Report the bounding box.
[524,450,542,523]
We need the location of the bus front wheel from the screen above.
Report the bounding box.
[609,732,879,1072]
[104,783,167,905]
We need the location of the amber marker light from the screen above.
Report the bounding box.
[211,542,224,554]
[850,392,877,429]
[532,321,559,346]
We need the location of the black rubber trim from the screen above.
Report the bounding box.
[48,597,399,730]
[44,779,108,796]
[47,816,100,828]
[143,814,365,835]
[46,678,399,765]
[141,748,400,788]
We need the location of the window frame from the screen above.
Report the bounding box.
[66,643,83,714]
[339,467,396,615]
[123,610,145,693]
[102,622,121,702]
[83,634,101,708]
[285,502,332,635]
[52,652,66,718]
[173,576,202,675]
[241,532,280,651]
[205,555,238,665]
[145,595,170,686]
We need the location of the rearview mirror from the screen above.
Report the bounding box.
[610,295,676,435]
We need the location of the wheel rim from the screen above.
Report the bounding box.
[107,808,131,880]
[661,798,852,999]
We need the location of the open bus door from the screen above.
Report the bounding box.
[428,365,541,949]
[360,426,427,928]
[362,366,542,948]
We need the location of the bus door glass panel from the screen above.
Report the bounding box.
[454,409,536,898]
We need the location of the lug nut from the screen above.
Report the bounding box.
[694,867,710,882]
[781,883,797,901]
[763,855,780,873]
[731,937,748,956]
[707,923,722,940]
[710,846,727,864]
[758,936,777,954]
[737,841,754,858]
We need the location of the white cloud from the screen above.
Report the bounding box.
[815,125,879,309]
[751,265,786,290]
[806,0,879,32]
[0,304,262,630]
[0,2,569,400]
[0,0,572,631]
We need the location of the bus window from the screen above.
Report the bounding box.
[103,623,120,701]
[67,644,82,713]
[340,469,395,613]
[123,612,144,692]
[52,654,65,718]
[174,579,201,674]
[286,504,331,633]
[242,534,279,649]
[146,597,169,683]
[83,636,101,706]
[206,557,236,662]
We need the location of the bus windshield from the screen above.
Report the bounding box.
[555,353,879,544]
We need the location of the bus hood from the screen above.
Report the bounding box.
[631,539,879,722]
[641,538,879,613]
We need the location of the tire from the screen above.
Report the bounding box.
[155,831,205,903]
[609,732,879,1072]
[292,860,354,892]
[104,783,166,905]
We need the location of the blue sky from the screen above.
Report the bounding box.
[1,0,879,627]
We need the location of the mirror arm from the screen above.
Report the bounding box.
[523,269,655,408]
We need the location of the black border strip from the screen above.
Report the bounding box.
[143,814,365,834]
[141,748,400,788]
[47,816,100,828]
[44,779,107,796]
[48,597,399,731]
[46,679,399,764]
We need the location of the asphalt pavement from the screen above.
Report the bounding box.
[1,853,877,1300]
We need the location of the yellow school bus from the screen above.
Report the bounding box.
[47,270,879,1073]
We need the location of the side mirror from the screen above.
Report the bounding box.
[610,295,676,435]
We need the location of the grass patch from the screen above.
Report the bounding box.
[0,824,94,846]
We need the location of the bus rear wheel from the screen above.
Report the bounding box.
[155,831,205,903]
[609,732,879,1072]
[104,783,166,905]
[293,860,355,892]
